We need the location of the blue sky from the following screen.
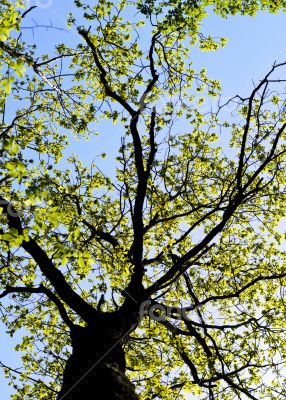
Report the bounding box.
[1,1,286,398]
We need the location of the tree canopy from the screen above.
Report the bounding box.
[1,0,286,399]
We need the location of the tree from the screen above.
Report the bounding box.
[1,0,286,399]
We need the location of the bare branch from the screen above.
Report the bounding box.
[0,285,74,329]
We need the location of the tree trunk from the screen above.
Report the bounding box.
[57,324,139,400]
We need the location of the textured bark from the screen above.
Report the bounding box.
[57,324,139,400]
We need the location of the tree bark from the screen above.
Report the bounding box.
[57,323,139,400]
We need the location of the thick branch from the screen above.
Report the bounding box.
[0,196,98,323]
[78,28,136,116]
